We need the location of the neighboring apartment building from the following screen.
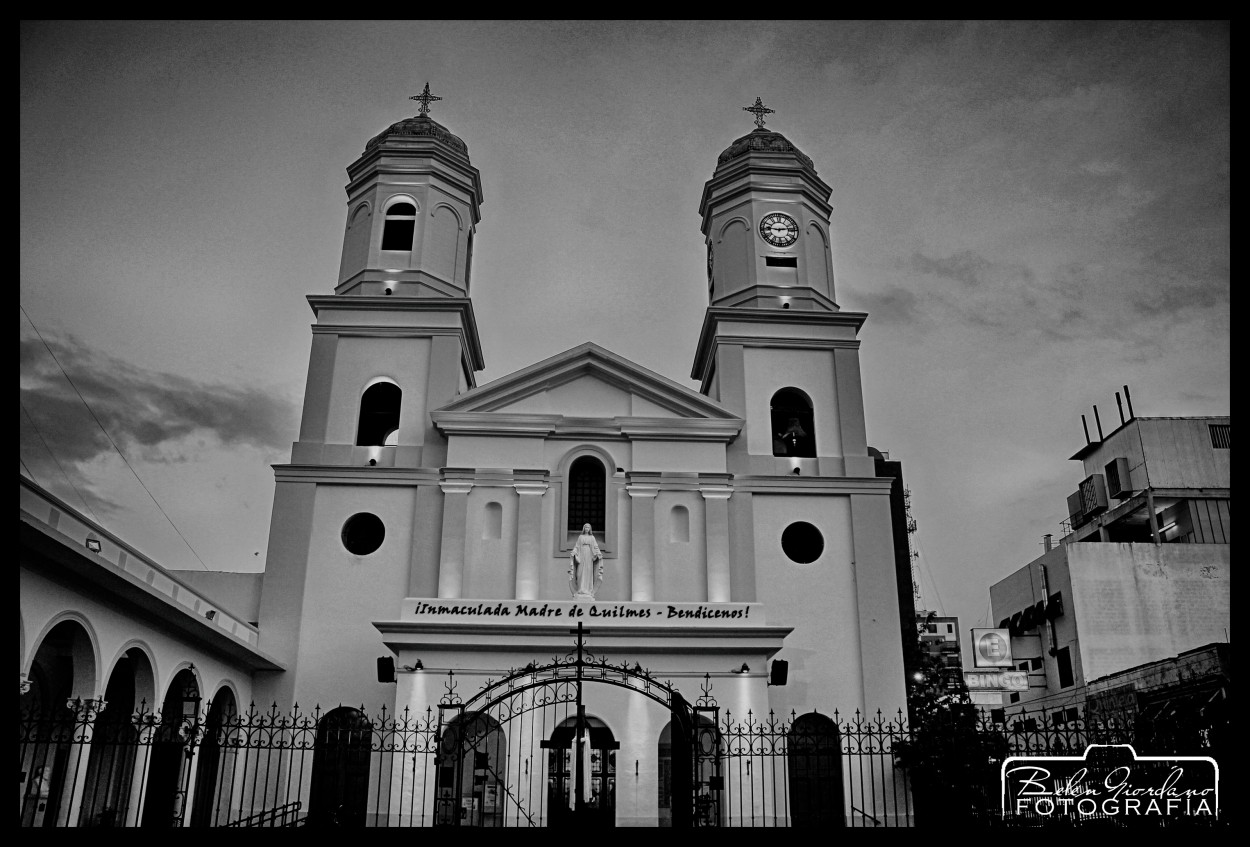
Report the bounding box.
[989,413,1230,714]
[916,612,963,693]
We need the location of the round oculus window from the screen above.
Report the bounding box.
[781,521,824,564]
[342,512,385,556]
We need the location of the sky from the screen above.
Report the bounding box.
[20,21,1229,654]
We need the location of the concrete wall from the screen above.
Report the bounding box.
[1067,542,1230,683]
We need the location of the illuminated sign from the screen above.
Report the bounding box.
[972,628,1014,668]
[964,670,1028,691]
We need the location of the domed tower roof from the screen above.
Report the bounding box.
[716,127,815,173]
[364,114,471,161]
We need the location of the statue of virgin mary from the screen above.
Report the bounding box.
[568,524,603,600]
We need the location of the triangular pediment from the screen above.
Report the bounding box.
[431,343,742,441]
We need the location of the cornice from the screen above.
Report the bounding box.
[690,307,868,381]
[306,295,484,371]
[431,411,743,442]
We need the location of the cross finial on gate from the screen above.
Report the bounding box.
[409,82,443,116]
[743,96,775,129]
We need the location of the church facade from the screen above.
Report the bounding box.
[21,94,909,827]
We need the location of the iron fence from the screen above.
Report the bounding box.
[19,695,1224,828]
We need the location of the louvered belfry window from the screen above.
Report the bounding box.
[567,456,606,532]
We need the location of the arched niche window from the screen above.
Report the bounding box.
[670,505,690,543]
[465,231,474,290]
[787,712,844,826]
[567,456,606,533]
[771,388,816,458]
[357,382,401,447]
[483,502,503,540]
[381,201,417,251]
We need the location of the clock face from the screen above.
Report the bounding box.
[759,213,799,247]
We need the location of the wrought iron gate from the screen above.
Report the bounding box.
[430,622,717,827]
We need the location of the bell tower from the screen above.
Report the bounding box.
[701,97,837,312]
[691,99,906,713]
[692,98,872,479]
[336,83,483,297]
[257,87,485,709]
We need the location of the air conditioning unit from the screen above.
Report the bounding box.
[1067,474,1109,528]
[1104,457,1131,499]
[1079,473,1109,518]
[1067,490,1089,529]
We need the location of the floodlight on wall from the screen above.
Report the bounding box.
[414,659,424,671]
[792,468,801,476]
[205,610,216,621]
[736,663,751,674]
[85,538,102,553]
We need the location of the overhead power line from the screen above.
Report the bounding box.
[20,305,210,570]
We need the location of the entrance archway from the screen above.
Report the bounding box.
[308,706,373,827]
[189,687,238,826]
[142,668,200,827]
[431,624,710,828]
[545,716,617,828]
[20,619,97,828]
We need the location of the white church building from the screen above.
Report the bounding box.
[21,94,909,828]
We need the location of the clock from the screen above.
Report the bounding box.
[759,213,799,248]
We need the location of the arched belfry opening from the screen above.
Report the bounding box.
[356,382,401,446]
[770,388,816,458]
[380,201,417,251]
[566,456,606,533]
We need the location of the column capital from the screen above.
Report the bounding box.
[439,481,473,495]
[626,486,659,499]
[514,482,549,496]
[699,487,734,500]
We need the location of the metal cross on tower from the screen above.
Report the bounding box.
[742,96,775,129]
[409,82,443,115]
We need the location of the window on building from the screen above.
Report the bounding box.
[381,202,417,251]
[1029,657,1043,671]
[1209,424,1230,449]
[770,388,816,457]
[356,382,401,446]
[567,456,606,532]
[1056,646,1074,689]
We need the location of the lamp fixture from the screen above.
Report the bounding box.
[412,659,424,671]
[792,467,801,476]
[85,538,102,553]
[737,663,751,674]
[205,610,216,621]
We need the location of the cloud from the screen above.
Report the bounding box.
[841,284,919,324]
[19,330,298,469]
[909,249,1035,288]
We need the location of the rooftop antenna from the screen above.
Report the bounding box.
[1123,384,1135,419]
[1093,405,1105,441]
[1115,391,1125,426]
[1081,414,1091,445]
